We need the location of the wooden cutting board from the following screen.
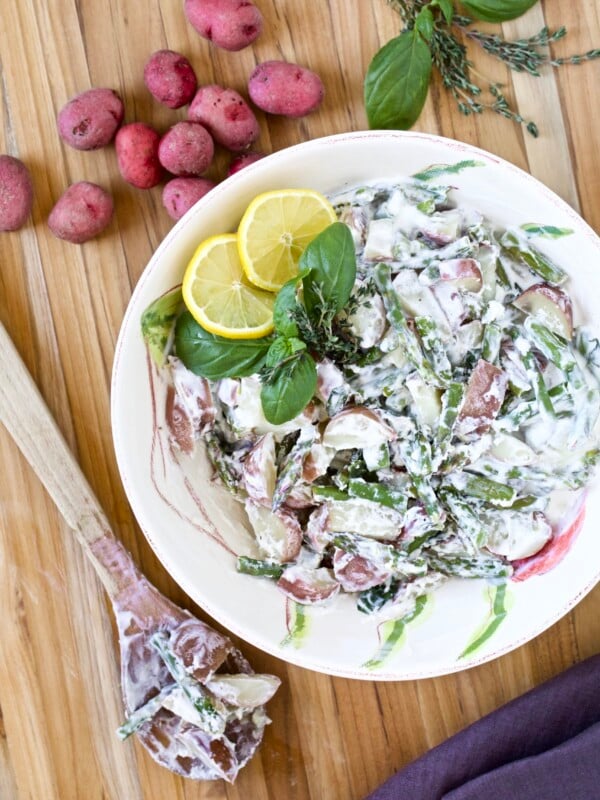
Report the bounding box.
[1,1,599,798]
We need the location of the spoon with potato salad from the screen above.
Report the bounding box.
[0,320,280,782]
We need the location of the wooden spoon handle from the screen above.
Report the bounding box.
[0,320,128,598]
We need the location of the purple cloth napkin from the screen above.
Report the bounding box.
[366,654,600,800]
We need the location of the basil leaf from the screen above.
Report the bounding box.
[364,30,432,130]
[273,268,310,337]
[174,311,270,379]
[141,287,183,367]
[432,0,454,24]
[414,7,434,43]
[265,336,306,368]
[301,222,357,315]
[261,352,317,425]
[460,0,538,23]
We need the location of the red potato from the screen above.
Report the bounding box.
[0,155,33,231]
[184,0,263,51]
[116,123,162,189]
[322,407,396,450]
[513,282,573,339]
[143,50,197,109]
[158,121,214,176]
[162,177,216,221]
[438,258,483,292]
[227,151,265,176]
[188,86,259,152]
[48,181,113,244]
[457,358,508,436]
[242,433,276,506]
[58,88,124,150]
[277,565,340,605]
[333,549,390,593]
[512,503,585,581]
[166,357,215,451]
[248,60,324,117]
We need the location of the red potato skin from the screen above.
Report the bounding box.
[227,151,265,176]
[143,50,197,109]
[0,155,33,231]
[458,359,508,436]
[511,503,586,581]
[513,282,573,338]
[184,0,263,51]
[438,258,483,291]
[115,123,162,189]
[162,177,216,221]
[58,88,124,150]
[48,181,113,244]
[188,86,259,152]
[158,121,214,176]
[248,60,324,117]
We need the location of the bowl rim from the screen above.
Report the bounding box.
[112,129,600,680]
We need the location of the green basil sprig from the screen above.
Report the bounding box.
[261,343,317,425]
[460,0,537,22]
[261,223,357,424]
[174,311,271,380]
[364,27,432,131]
[301,222,356,314]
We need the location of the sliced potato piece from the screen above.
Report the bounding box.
[326,498,403,541]
[205,674,281,709]
[242,433,276,505]
[406,376,442,429]
[277,565,340,605]
[486,511,552,560]
[244,500,302,562]
[438,258,483,292]
[333,549,391,592]
[322,407,396,450]
[457,359,507,436]
[490,433,536,465]
[513,282,573,339]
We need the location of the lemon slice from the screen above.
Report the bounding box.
[238,189,337,291]
[182,233,275,339]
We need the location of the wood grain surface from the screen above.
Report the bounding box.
[1,1,600,798]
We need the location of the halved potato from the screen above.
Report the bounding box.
[513,282,573,339]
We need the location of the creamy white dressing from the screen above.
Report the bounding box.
[160,177,600,622]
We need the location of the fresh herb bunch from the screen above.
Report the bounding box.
[174,221,359,425]
[365,0,600,136]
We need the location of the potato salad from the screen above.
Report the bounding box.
[144,174,600,621]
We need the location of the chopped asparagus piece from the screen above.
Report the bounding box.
[151,633,227,736]
[236,557,285,579]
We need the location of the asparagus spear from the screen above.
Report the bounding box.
[435,382,465,458]
[236,557,285,579]
[500,231,567,285]
[374,263,440,386]
[426,552,512,579]
[272,427,314,510]
[347,477,408,514]
[151,633,227,736]
[332,533,427,578]
[117,683,178,740]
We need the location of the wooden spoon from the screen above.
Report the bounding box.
[0,321,280,782]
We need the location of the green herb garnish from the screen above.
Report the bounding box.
[365,0,600,136]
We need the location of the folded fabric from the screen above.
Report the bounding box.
[366,653,600,800]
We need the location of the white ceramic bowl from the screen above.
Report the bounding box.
[112,131,600,680]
